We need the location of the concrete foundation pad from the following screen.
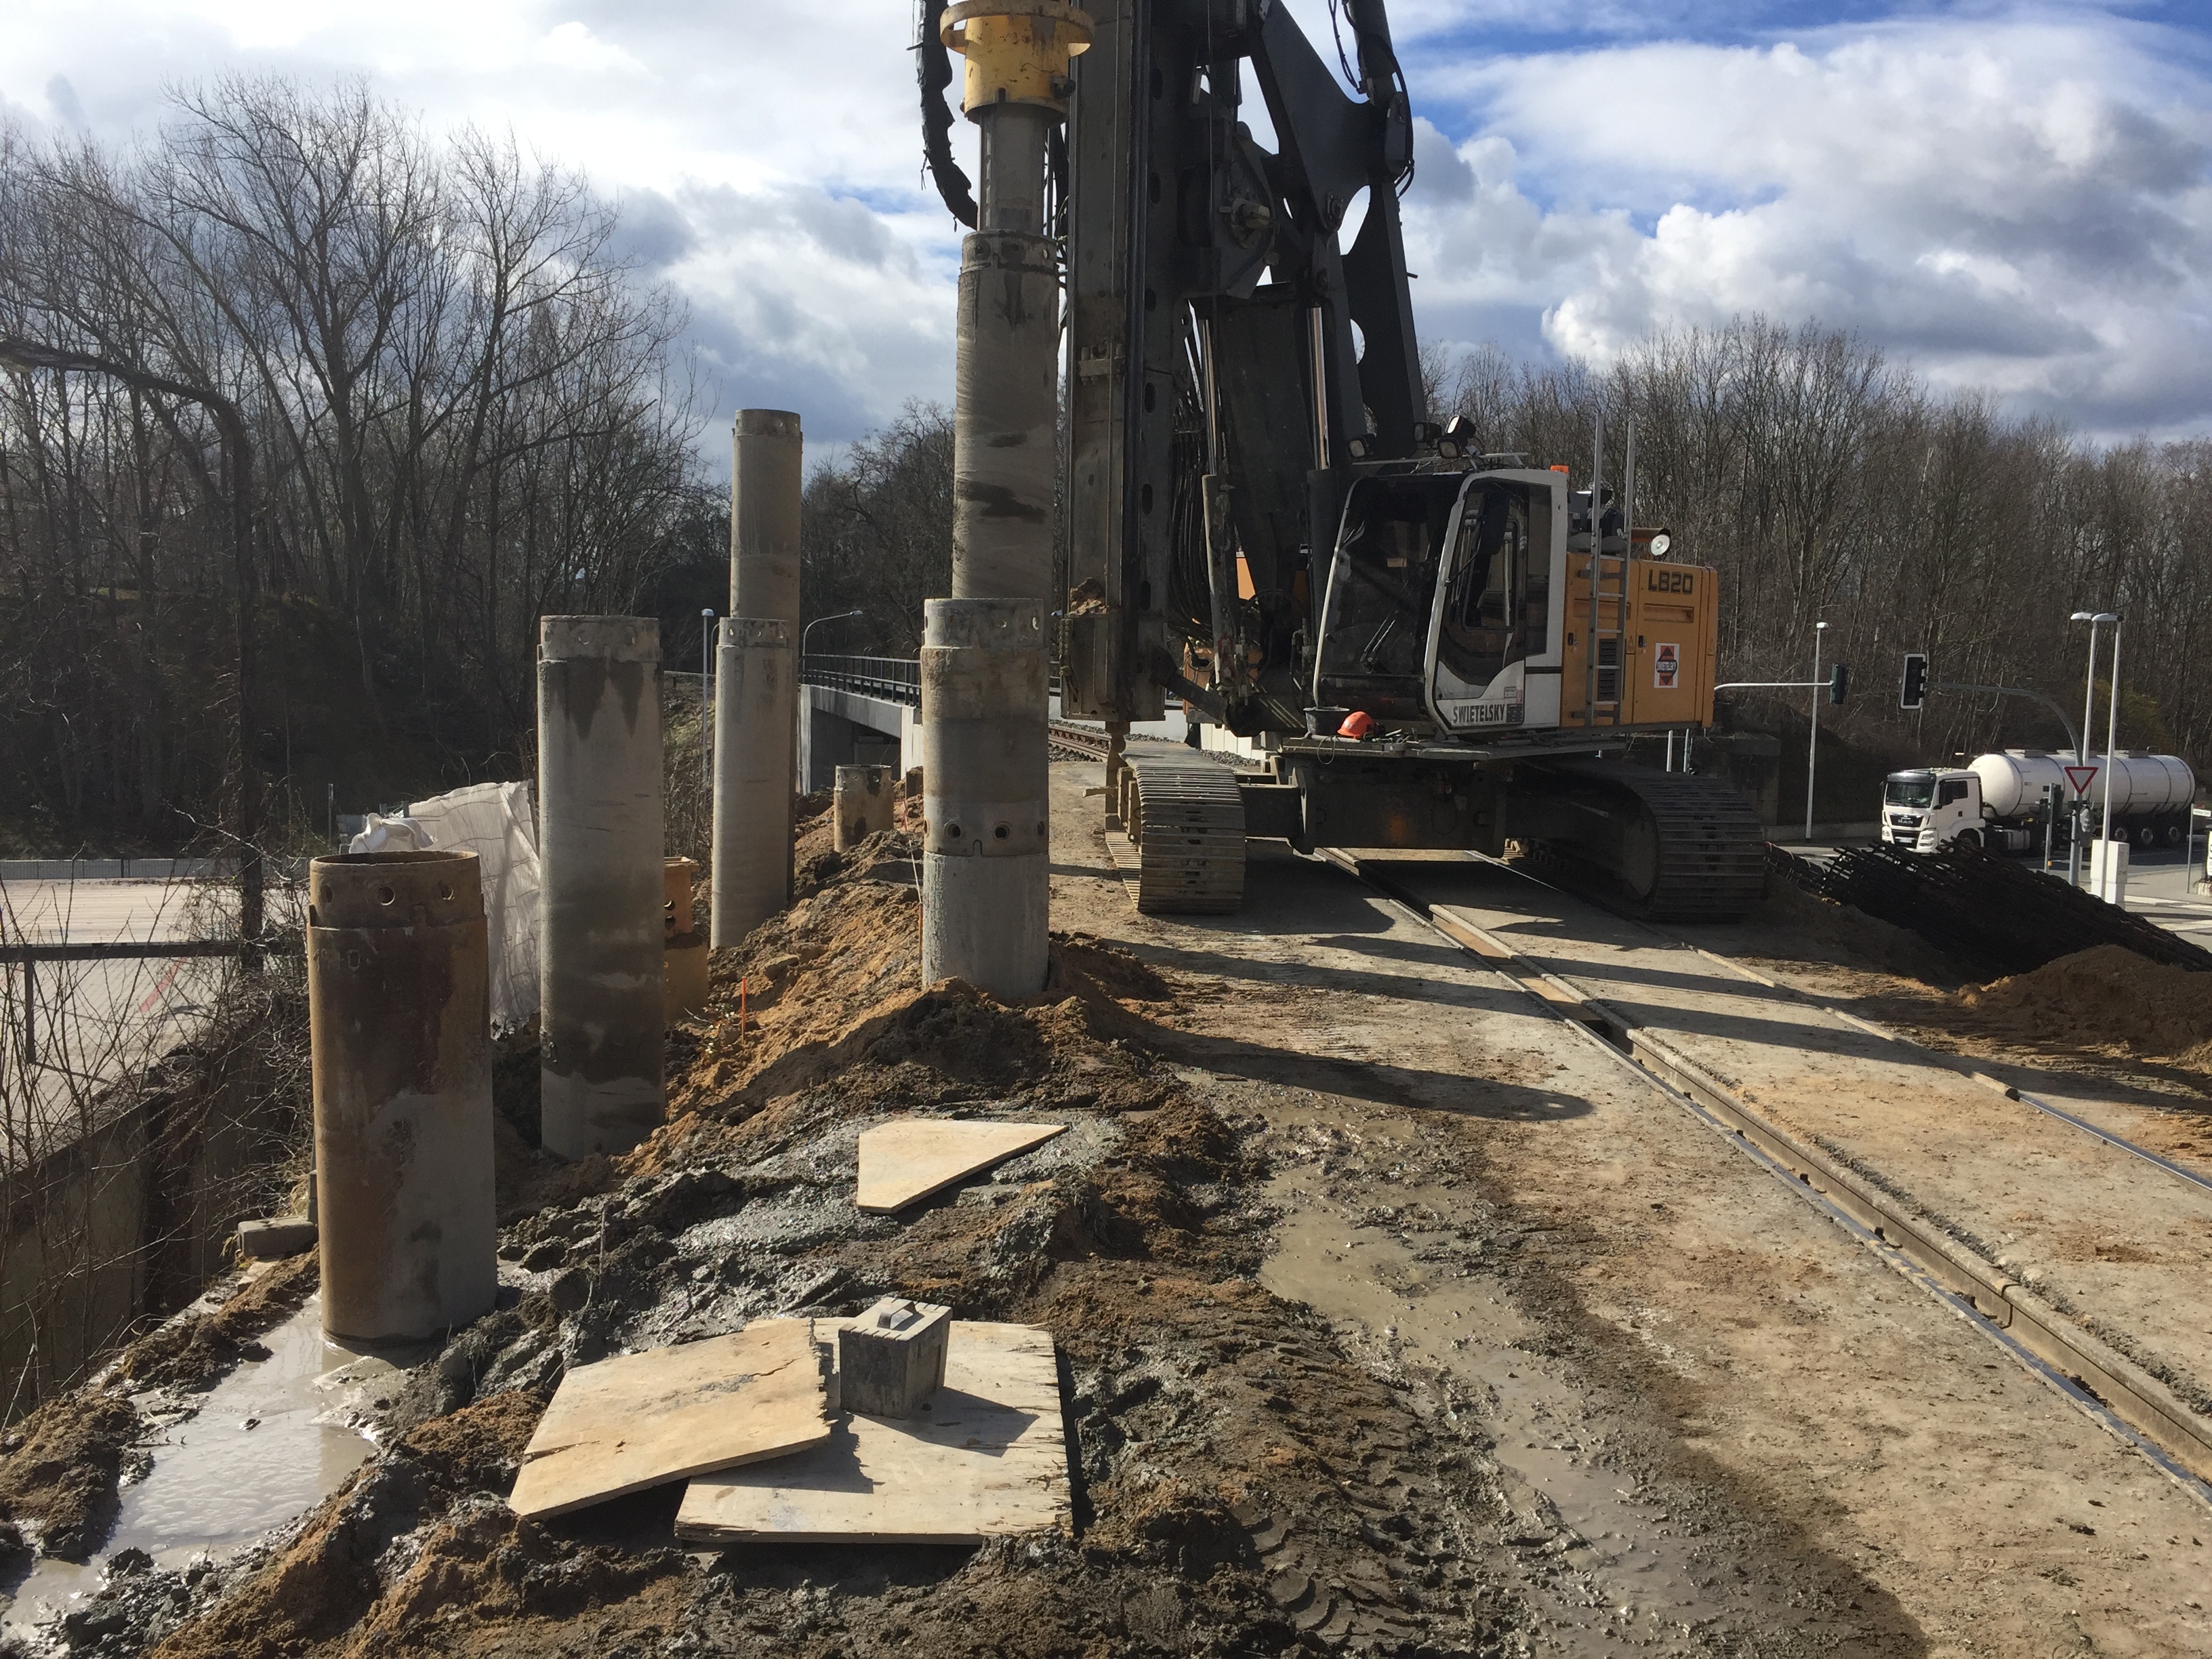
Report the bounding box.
[236,1217,317,1260]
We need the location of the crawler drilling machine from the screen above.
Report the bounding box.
[920,0,1765,918]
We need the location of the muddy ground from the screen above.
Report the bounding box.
[3,772,2208,1656]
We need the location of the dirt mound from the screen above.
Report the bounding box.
[1759,874,1962,985]
[25,808,1532,1657]
[0,1389,139,1560]
[676,878,1181,1127]
[1957,943,2212,1058]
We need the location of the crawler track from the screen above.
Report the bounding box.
[1326,846,2212,1506]
[1527,758,1767,921]
[1117,752,1245,914]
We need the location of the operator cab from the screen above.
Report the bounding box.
[1883,767,1979,849]
[1311,468,1566,735]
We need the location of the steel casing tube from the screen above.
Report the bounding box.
[308,849,496,1342]
[920,598,1048,997]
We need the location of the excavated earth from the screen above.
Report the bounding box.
[0,806,1536,1658]
[6,782,2212,1656]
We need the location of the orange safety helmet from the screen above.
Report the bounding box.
[1337,710,1378,740]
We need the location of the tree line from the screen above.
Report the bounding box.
[0,78,705,853]
[1,76,2200,854]
[1427,319,2212,769]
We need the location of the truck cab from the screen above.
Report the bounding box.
[1882,769,1982,850]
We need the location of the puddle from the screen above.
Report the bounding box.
[1261,1161,1739,1656]
[2,1294,416,1637]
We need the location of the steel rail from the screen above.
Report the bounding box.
[1315,847,2212,1511]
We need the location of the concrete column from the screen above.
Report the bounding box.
[712,409,804,945]
[731,409,802,619]
[308,849,495,1341]
[712,617,795,945]
[834,764,899,852]
[920,598,1048,997]
[538,615,664,1159]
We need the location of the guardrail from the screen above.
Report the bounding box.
[800,654,922,705]
[3,938,302,1067]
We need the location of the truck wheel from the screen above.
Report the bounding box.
[1955,828,1982,851]
[2134,824,2156,849]
[2167,823,2186,848]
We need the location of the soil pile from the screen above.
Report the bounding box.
[1956,944,2212,1059]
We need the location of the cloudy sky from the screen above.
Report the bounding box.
[4,1,2209,468]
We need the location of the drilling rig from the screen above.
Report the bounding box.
[920,0,1766,920]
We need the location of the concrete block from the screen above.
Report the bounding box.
[838,1296,951,1418]
[665,935,710,1021]
[834,764,898,852]
[237,1216,318,1260]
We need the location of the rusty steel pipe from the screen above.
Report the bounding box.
[307,850,496,1342]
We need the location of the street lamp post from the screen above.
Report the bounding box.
[802,609,865,661]
[2100,614,2126,867]
[1807,621,1830,842]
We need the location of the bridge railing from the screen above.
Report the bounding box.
[800,654,921,705]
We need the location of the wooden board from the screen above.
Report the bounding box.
[855,1119,1066,1214]
[674,1321,1068,1545]
[508,1317,830,1519]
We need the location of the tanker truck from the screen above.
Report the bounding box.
[1881,750,2196,853]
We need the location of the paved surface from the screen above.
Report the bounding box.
[0,879,233,1139]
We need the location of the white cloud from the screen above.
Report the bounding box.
[1403,9,2212,436]
[2,0,2208,455]
[533,22,649,79]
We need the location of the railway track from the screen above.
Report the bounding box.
[1316,846,2212,1508]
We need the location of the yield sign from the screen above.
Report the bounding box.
[2064,764,2100,800]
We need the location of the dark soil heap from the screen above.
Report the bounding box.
[0,811,1525,1656]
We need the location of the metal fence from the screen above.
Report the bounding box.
[801,654,922,705]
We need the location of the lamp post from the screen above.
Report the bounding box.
[802,609,865,662]
[1807,621,1829,842]
[700,608,715,792]
[2100,613,2125,864]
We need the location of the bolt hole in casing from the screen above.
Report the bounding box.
[306,849,496,1343]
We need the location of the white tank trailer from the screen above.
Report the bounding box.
[1881,750,2196,853]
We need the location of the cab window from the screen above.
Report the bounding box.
[1938,779,1969,806]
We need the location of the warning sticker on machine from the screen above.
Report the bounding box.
[1653,642,1680,689]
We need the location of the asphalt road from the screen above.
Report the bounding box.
[0,879,232,1140]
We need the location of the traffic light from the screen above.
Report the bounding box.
[1828,662,1849,705]
[1900,652,1927,710]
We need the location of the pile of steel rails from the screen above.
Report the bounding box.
[1769,840,2212,977]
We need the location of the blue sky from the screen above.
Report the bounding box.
[5,1,2209,467]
